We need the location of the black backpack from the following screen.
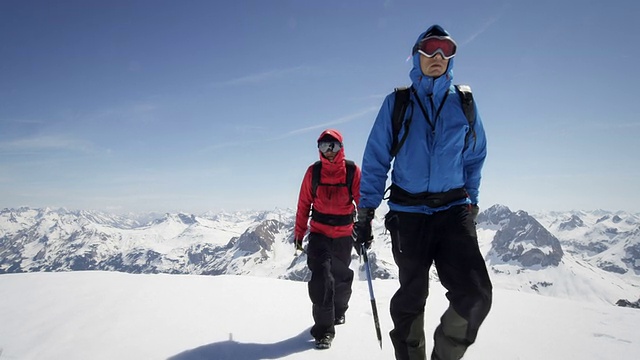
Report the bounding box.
[390,84,476,157]
[311,160,356,201]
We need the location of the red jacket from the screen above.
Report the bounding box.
[295,130,361,240]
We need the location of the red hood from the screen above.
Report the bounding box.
[317,129,345,164]
[317,129,344,143]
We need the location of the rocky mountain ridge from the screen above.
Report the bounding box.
[1,205,639,306]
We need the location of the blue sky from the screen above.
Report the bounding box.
[1,0,639,214]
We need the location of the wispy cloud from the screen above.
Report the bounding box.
[462,17,500,45]
[461,4,510,45]
[86,101,160,124]
[0,118,45,125]
[233,125,269,134]
[352,94,388,102]
[211,66,312,87]
[278,106,378,138]
[593,122,640,130]
[0,134,95,154]
[200,106,378,152]
[526,118,640,135]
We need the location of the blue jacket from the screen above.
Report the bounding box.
[359,27,487,214]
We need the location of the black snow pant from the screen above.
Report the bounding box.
[306,232,354,339]
[385,205,492,360]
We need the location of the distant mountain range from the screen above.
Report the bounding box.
[1,205,639,307]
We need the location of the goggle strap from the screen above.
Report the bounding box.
[418,49,455,60]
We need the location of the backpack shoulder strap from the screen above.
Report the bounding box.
[311,160,356,201]
[454,84,477,150]
[390,86,412,157]
[311,161,322,198]
[344,160,355,202]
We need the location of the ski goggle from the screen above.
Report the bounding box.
[318,141,342,153]
[414,36,457,59]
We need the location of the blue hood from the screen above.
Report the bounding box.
[409,25,455,99]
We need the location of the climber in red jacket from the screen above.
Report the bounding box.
[294,128,361,349]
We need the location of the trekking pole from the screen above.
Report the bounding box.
[361,243,383,349]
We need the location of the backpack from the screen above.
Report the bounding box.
[311,160,356,201]
[389,84,476,157]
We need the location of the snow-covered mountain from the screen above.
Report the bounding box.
[479,205,640,305]
[531,209,640,275]
[1,205,639,306]
[0,207,293,275]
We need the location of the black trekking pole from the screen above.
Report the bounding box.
[361,243,383,349]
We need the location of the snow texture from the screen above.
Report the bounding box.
[0,271,639,360]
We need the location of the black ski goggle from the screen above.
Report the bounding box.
[318,141,342,153]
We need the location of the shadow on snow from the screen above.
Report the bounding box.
[167,327,314,360]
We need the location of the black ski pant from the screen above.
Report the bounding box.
[306,232,354,339]
[385,205,492,360]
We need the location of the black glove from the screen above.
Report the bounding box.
[294,238,304,252]
[353,208,375,255]
[469,204,479,223]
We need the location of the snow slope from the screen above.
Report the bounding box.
[1,271,638,360]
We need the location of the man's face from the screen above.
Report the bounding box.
[419,53,449,78]
[323,150,336,162]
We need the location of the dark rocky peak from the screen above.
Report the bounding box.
[234,219,286,253]
[177,213,197,225]
[153,213,198,226]
[558,214,585,231]
[616,298,640,309]
[477,204,512,226]
[489,210,564,267]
